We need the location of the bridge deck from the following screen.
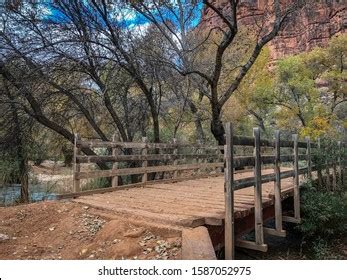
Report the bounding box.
[74,169,295,228]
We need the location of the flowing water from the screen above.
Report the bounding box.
[0,184,57,206]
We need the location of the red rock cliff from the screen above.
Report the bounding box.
[202,0,346,60]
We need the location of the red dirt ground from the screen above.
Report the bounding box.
[0,201,182,260]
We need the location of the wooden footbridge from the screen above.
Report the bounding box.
[57,123,345,260]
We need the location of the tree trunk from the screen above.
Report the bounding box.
[9,94,29,203]
[152,112,160,143]
[189,101,205,143]
[211,105,225,146]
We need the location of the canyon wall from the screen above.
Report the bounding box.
[202,0,346,60]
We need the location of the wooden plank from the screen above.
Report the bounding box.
[79,195,225,223]
[234,154,306,168]
[78,138,309,150]
[76,153,223,163]
[58,181,146,199]
[234,169,295,189]
[76,162,224,179]
[142,137,148,184]
[236,239,268,252]
[274,130,283,233]
[264,227,286,237]
[253,127,264,246]
[224,122,235,260]
[74,198,205,227]
[57,174,222,200]
[293,134,300,221]
[182,227,216,260]
[173,138,178,179]
[282,216,301,224]
[196,143,202,174]
[73,133,81,192]
[78,140,146,149]
[78,140,223,150]
[232,136,309,148]
[112,134,118,188]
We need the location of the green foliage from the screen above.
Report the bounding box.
[309,238,344,260]
[0,156,20,185]
[239,34,347,139]
[312,137,345,175]
[296,182,347,258]
[83,177,110,191]
[29,141,47,166]
[274,55,321,132]
[274,34,346,138]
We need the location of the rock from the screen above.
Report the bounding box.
[123,227,145,238]
[49,227,55,231]
[202,1,345,62]
[80,213,105,235]
[0,233,10,241]
[80,248,88,255]
[143,232,156,241]
[88,254,95,259]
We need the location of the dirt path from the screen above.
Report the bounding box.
[0,201,181,260]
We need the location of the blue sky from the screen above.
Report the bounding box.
[39,1,203,31]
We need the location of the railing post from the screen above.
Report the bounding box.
[197,140,202,174]
[293,134,300,221]
[274,130,284,233]
[217,140,224,174]
[317,138,323,189]
[73,133,81,192]
[112,134,119,188]
[253,127,264,245]
[173,138,178,180]
[306,136,312,180]
[224,122,234,260]
[142,137,148,184]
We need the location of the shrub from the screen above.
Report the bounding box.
[83,177,110,190]
[0,157,20,185]
[299,182,346,238]
[296,181,347,258]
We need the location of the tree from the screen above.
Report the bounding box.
[132,0,306,144]
[0,77,30,202]
[251,34,347,139]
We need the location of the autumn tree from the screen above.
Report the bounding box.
[251,34,346,139]
[132,0,306,144]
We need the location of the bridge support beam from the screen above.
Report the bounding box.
[224,122,235,260]
[253,127,265,246]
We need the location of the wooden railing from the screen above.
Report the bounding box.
[70,135,225,196]
[223,122,346,259]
